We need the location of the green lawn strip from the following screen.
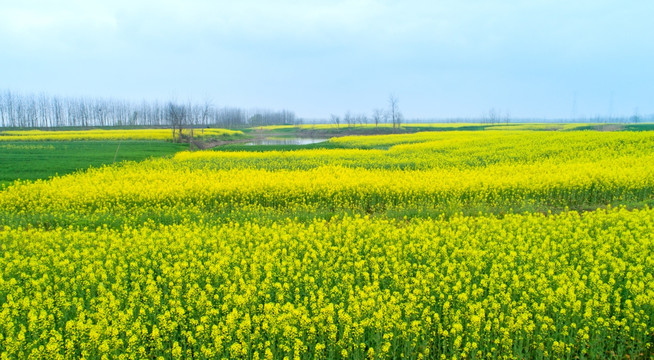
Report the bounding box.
[0,141,188,187]
[623,123,654,131]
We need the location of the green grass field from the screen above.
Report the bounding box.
[0,141,188,188]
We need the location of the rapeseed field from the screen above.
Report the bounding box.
[1,129,653,359]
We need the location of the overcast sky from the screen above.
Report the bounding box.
[1,0,652,120]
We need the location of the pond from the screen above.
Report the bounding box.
[244,138,327,146]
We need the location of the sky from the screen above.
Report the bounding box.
[1,0,653,120]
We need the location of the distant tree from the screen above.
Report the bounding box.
[357,114,368,126]
[631,108,641,124]
[487,108,498,124]
[129,111,138,126]
[330,114,341,128]
[372,108,384,127]
[248,113,264,127]
[37,93,51,127]
[0,90,300,129]
[343,111,354,127]
[167,102,187,142]
[396,112,403,128]
[201,99,212,127]
[388,94,402,129]
[53,96,63,127]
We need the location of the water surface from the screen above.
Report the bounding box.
[244,138,326,146]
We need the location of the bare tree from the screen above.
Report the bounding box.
[200,99,212,127]
[343,111,354,127]
[167,102,187,142]
[15,95,26,127]
[0,90,302,129]
[27,95,37,128]
[372,108,384,127]
[0,92,7,127]
[486,108,498,124]
[388,94,402,129]
[631,108,641,124]
[330,114,341,128]
[5,91,15,127]
[357,114,368,126]
[53,96,63,127]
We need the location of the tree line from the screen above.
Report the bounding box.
[330,94,404,128]
[0,91,299,129]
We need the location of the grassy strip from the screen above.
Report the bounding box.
[249,123,654,136]
[0,141,188,187]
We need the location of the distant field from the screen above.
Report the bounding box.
[0,141,188,187]
[258,122,654,132]
[0,127,245,187]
